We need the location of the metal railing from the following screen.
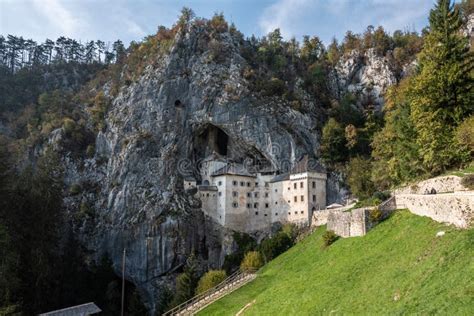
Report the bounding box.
[163,268,257,316]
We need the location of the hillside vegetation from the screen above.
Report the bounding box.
[200,211,474,315]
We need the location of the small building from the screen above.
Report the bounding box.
[39,302,101,316]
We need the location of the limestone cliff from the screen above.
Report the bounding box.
[59,22,333,312]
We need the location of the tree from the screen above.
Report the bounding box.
[196,270,227,294]
[320,118,347,164]
[240,251,263,272]
[347,156,375,199]
[410,0,473,173]
[177,7,195,27]
[171,253,199,306]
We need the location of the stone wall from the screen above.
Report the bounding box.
[393,193,474,228]
[393,176,467,195]
[326,208,370,238]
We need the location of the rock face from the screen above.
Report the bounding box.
[331,48,397,110]
[63,23,339,313]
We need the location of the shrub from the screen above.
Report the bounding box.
[208,13,228,33]
[461,174,474,190]
[322,230,338,248]
[69,183,81,195]
[240,251,263,272]
[196,270,227,294]
[86,144,95,157]
[259,232,293,262]
[261,77,285,96]
[62,118,76,134]
[208,39,226,63]
[373,191,391,201]
[369,208,383,223]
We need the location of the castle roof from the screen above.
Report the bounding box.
[290,156,326,174]
[269,173,290,183]
[211,163,255,178]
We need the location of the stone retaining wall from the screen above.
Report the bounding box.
[393,193,474,228]
[393,176,467,195]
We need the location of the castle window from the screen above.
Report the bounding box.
[294,211,298,215]
[312,181,316,188]
[188,182,191,185]
[288,212,291,215]
[301,195,304,201]
[300,182,304,188]
[254,203,259,208]
[301,211,304,214]
[294,196,297,202]
[247,182,251,187]
[206,193,209,197]
[233,181,237,186]
[254,192,259,198]
[313,195,316,202]
[219,192,222,196]
[264,214,268,216]
[288,200,290,203]
[275,213,278,216]
[255,211,259,215]
[265,182,269,187]
[247,203,251,208]
[255,182,259,187]
[232,191,238,197]
[275,202,278,205]
[247,192,251,197]
[288,187,290,190]
[275,189,278,192]
[213,194,215,197]
[218,181,222,186]
[265,192,269,197]
[294,183,297,189]
[232,202,238,208]
[265,203,269,208]
[240,181,245,186]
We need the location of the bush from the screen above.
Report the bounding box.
[261,77,285,96]
[86,144,95,157]
[461,174,474,190]
[69,183,81,195]
[259,232,293,262]
[240,251,263,272]
[369,208,383,223]
[62,118,76,135]
[322,230,338,248]
[196,270,227,294]
[372,191,391,201]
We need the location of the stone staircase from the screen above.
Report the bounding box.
[163,269,257,316]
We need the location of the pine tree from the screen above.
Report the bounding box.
[411,0,473,173]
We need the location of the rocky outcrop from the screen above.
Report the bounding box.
[60,22,342,313]
[330,48,397,110]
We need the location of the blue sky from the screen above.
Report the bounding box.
[0,0,436,46]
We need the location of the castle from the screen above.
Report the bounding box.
[184,156,327,232]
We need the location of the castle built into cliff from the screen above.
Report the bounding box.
[184,156,327,232]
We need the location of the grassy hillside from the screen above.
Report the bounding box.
[199,211,474,315]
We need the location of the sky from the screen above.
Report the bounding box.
[0,0,437,46]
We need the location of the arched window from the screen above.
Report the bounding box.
[203,180,210,185]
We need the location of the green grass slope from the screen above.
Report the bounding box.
[199,211,474,315]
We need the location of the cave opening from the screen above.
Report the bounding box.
[194,124,229,158]
[215,128,228,156]
[174,99,182,107]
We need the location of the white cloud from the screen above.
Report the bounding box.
[258,0,312,38]
[31,0,80,36]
